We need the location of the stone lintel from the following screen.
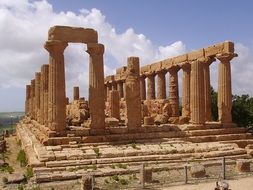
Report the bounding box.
[204,41,234,57]
[48,25,98,43]
[173,54,188,64]
[150,61,162,73]
[140,65,151,75]
[161,58,173,70]
[188,49,205,61]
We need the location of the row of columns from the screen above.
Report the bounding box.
[25,41,106,134]
[104,53,237,124]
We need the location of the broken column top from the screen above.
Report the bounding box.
[48,25,98,43]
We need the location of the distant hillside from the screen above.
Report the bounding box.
[0,112,24,126]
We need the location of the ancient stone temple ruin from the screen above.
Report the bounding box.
[17,26,253,182]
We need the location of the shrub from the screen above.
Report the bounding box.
[25,166,33,179]
[93,147,102,158]
[119,178,129,185]
[17,150,27,167]
[2,176,8,184]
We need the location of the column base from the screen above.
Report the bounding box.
[89,128,106,135]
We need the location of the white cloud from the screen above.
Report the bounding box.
[0,0,185,101]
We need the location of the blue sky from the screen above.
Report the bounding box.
[0,0,253,112]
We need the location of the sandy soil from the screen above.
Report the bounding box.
[161,176,253,190]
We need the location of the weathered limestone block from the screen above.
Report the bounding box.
[190,163,206,178]
[108,90,120,120]
[125,57,142,129]
[105,117,119,127]
[236,159,250,172]
[144,116,154,125]
[73,86,80,101]
[154,114,168,125]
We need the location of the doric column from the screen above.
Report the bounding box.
[44,40,68,132]
[168,66,180,117]
[125,57,142,129]
[30,79,35,119]
[181,62,191,118]
[86,43,105,134]
[140,75,146,100]
[146,73,155,100]
[41,64,49,126]
[108,90,120,120]
[25,85,31,115]
[157,70,166,99]
[73,86,79,101]
[117,81,124,98]
[190,59,205,124]
[35,72,41,121]
[216,53,237,123]
[203,57,215,121]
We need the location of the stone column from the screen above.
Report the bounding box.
[86,43,105,134]
[181,63,191,118]
[216,53,237,123]
[190,59,205,124]
[45,40,68,132]
[125,57,142,129]
[40,65,47,125]
[157,70,166,99]
[42,65,49,126]
[30,79,35,119]
[117,81,124,98]
[140,75,146,100]
[25,85,31,115]
[203,57,215,121]
[146,73,155,100]
[108,90,120,120]
[73,86,80,101]
[35,72,41,121]
[168,66,180,117]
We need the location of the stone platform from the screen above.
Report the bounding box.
[16,121,253,183]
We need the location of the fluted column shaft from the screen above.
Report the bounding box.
[25,85,31,115]
[112,81,117,91]
[140,76,146,100]
[146,73,155,100]
[30,79,35,119]
[216,53,237,123]
[157,70,166,99]
[190,59,205,124]
[35,72,41,121]
[108,90,120,120]
[86,43,105,133]
[181,63,191,118]
[117,81,124,98]
[40,64,49,125]
[203,57,215,121]
[73,86,79,101]
[168,67,180,117]
[45,40,68,132]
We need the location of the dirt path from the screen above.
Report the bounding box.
[161,175,253,190]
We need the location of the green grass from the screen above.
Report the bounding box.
[17,150,27,167]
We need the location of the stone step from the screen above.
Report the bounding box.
[187,127,247,136]
[186,133,252,143]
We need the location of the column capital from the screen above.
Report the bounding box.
[168,65,180,73]
[140,74,146,79]
[216,53,238,62]
[86,43,104,56]
[145,71,155,77]
[44,40,68,54]
[180,62,191,71]
[198,57,216,66]
[156,69,167,75]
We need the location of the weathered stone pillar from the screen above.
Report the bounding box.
[216,53,237,123]
[30,79,35,119]
[35,72,41,121]
[168,66,180,117]
[25,85,31,115]
[42,65,49,126]
[157,70,166,99]
[73,86,80,101]
[190,59,205,124]
[45,40,68,132]
[140,75,146,100]
[125,57,142,129]
[181,63,191,118]
[203,57,215,121]
[117,81,124,98]
[108,90,120,120]
[86,43,105,134]
[146,73,155,100]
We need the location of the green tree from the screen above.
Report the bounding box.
[211,86,218,121]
